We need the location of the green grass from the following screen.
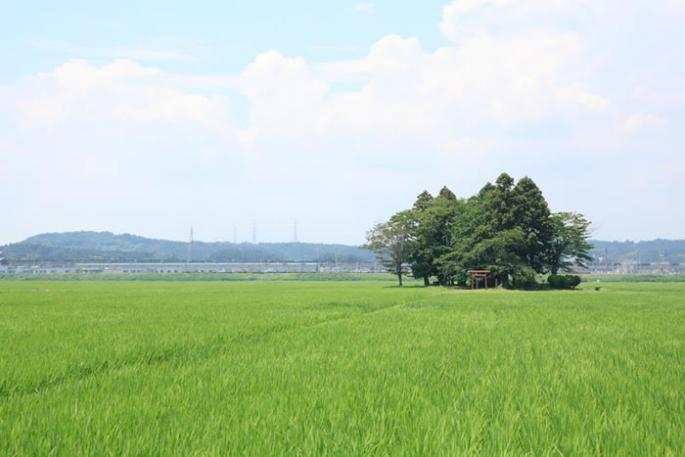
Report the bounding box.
[1,281,683,456]
[0,272,400,282]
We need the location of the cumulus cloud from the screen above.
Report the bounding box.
[0,3,635,151]
[353,2,375,14]
[7,59,231,133]
[2,0,671,168]
[621,113,668,135]
[1,0,683,242]
[440,0,574,41]
[555,84,609,111]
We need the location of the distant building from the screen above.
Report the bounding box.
[1,262,386,275]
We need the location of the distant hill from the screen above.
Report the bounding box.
[2,231,375,264]
[589,239,685,264]
[3,232,684,265]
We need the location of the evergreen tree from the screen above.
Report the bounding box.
[483,173,516,235]
[510,176,554,273]
[418,190,462,285]
[412,191,434,213]
[461,174,528,286]
[463,228,537,288]
[409,191,434,286]
[437,186,457,201]
[408,187,462,286]
[440,191,492,286]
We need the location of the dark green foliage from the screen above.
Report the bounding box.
[374,173,592,289]
[510,177,554,272]
[548,274,582,289]
[437,186,457,201]
[464,228,535,288]
[456,174,555,286]
[412,190,434,212]
[410,190,463,285]
[409,191,435,285]
[482,173,517,234]
[477,174,553,274]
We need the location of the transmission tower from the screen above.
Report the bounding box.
[187,226,194,263]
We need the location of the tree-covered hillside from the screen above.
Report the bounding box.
[3,231,683,266]
[590,240,685,264]
[2,232,375,263]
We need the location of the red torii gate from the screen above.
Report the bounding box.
[467,269,491,289]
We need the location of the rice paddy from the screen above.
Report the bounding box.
[1,280,683,456]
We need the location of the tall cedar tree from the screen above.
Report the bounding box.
[510,177,554,273]
[411,187,462,286]
[409,191,435,286]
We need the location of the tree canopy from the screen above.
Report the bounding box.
[364,211,415,286]
[367,173,593,287]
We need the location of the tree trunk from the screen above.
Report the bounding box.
[423,276,430,287]
[398,273,403,287]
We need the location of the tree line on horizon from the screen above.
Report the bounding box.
[365,173,592,288]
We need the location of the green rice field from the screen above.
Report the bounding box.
[1,281,684,456]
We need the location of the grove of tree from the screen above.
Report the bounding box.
[365,173,592,288]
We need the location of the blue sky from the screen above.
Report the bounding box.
[1,0,684,244]
[1,1,449,78]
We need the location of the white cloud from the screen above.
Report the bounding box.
[353,2,375,14]
[556,84,609,111]
[440,0,604,43]
[8,59,232,132]
[444,0,513,16]
[2,0,683,243]
[621,113,668,135]
[35,37,206,62]
[0,18,621,161]
[3,0,661,155]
